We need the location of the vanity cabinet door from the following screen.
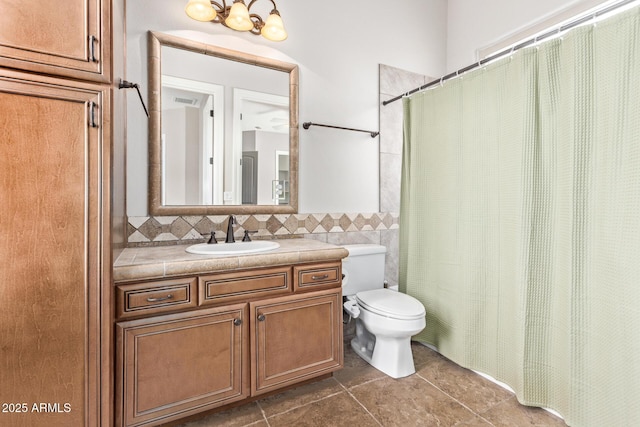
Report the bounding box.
[251,288,343,395]
[116,304,249,427]
[0,0,110,82]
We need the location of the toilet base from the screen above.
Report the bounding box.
[351,326,417,379]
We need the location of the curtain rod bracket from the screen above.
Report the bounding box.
[303,122,379,138]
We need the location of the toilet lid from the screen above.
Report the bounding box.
[356,289,425,320]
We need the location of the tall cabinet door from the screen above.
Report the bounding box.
[0,0,110,82]
[0,71,108,427]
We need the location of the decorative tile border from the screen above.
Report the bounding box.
[127,213,399,246]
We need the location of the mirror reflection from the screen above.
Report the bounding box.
[161,75,224,205]
[234,89,289,205]
[148,31,298,215]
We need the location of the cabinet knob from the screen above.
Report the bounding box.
[233,318,242,326]
[257,314,266,322]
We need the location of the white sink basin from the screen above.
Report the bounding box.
[186,241,280,256]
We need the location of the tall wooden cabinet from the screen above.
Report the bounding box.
[0,1,115,426]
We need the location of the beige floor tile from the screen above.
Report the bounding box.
[411,341,448,369]
[267,392,379,427]
[173,330,569,427]
[350,375,478,427]
[333,341,386,389]
[481,396,568,426]
[172,401,264,427]
[257,377,344,418]
[415,351,513,413]
[453,415,494,426]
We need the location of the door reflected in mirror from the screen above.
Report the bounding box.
[161,75,224,205]
[233,89,288,205]
[274,151,290,205]
[148,31,299,216]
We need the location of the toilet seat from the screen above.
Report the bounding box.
[356,289,425,321]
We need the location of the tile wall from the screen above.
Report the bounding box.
[378,64,429,287]
[125,64,427,288]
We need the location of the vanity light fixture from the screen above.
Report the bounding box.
[185,0,288,41]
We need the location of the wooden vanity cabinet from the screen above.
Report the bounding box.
[115,262,343,427]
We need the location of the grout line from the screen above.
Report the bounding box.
[259,380,345,420]
[471,395,517,427]
[255,400,271,427]
[414,372,497,427]
[336,380,383,427]
[342,375,387,391]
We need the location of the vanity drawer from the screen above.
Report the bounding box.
[199,266,291,306]
[116,278,197,319]
[293,262,342,292]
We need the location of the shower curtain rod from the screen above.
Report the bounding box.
[382,0,638,106]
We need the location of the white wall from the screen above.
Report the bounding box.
[126,0,447,216]
[446,0,612,72]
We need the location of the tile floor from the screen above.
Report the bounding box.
[175,328,569,427]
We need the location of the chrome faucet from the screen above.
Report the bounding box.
[225,215,236,243]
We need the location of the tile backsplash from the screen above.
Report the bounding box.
[128,212,398,244]
[127,212,399,287]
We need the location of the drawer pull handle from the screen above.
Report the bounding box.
[311,274,329,280]
[233,318,242,326]
[88,101,98,128]
[146,294,173,303]
[257,314,266,322]
[89,35,98,62]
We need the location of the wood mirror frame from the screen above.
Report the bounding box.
[148,31,299,215]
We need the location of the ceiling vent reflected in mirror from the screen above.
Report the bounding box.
[174,96,198,106]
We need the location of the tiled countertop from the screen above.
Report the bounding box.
[113,238,349,283]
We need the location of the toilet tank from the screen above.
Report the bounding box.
[341,244,386,297]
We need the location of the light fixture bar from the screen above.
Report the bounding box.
[185,0,288,41]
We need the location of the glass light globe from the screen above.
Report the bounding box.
[225,1,253,31]
[185,0,216,22]
[261,12,287,41]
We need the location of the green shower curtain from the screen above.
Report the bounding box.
[400,7,640,426]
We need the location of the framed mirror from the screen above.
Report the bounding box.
[148,31,299,215]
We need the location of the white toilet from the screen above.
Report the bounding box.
[342,244,426,378]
